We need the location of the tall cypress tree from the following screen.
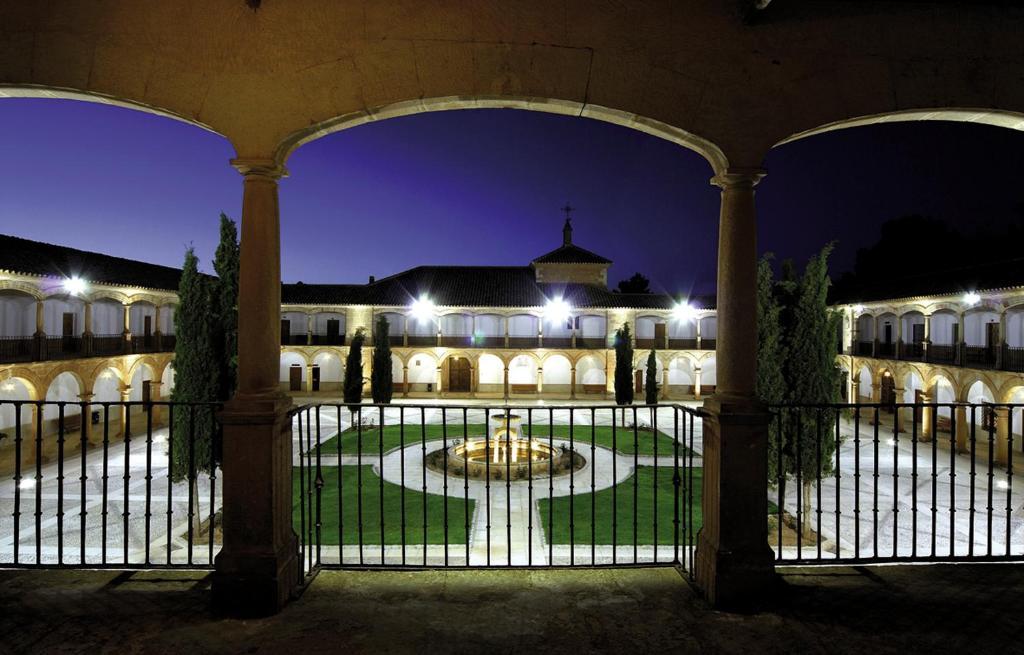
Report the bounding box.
[170,249,218,528]
[371,316,393,404]
[212,213,239,402]
[344,328,366,410]
[644,349,659,405]
[757,255,787,482]
[613,323,634,406]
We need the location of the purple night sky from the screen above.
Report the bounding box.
[1,98,1023,296]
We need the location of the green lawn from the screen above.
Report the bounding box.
[293,465,473,545]
[538,467,703,545]
[319,423,689,457]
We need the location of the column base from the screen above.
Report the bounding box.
[212,392,299,618]
[694,394,777,610]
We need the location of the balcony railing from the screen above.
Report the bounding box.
[900,341,924,361]
[0,336,34,363]
[668,338,697,350]
[42,336,83,360]
[508,336,540,349]
[310,334,346,346]
[876,341,896,358]
[407,335,438,347]
[577,337,609,350]
[472,336,506,348]
[856,341,874,356]
[700,338,716,350]
[964,345,997,368]
[281,334,308,346]
[542,337,572,349]
[1003,346,1024,373]
[926,343,956,364]
[439,335,472,348]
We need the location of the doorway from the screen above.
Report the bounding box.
[289,364,302,392]
[448,357,471,393]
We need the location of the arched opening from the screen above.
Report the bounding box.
[855,314,875,356]
[0,290,38,363]
[43,372,82,434]
[902,371,925,432]
[472,314,505,348]
[508,355,539,395]
[700,357,717,395]
[699,317,717,350]
[311,312,346,346]
[576,355,607,396]
[446,355,472,393]
[541,354,572,396]
[0,377,35,436]
[129,301,158,351]
[928,310,959,364]
[440,314,473,348]
[42,294,86,359]
[312,351,343,393]
[406,310,437,347]
[279,351,307,393]
[857,366,873,403]
[377,312,406,346]
[477,354,504,396]
[668,356,695,398]
[636,315,666,350]
[965,380,996,430]
[1004,305,1024,371]
[964,308,1001,368]
[876,313,898,358]
[879,369,896,410]
[406,353,439,393]
[280,311,308,346]
[507,315,540,349]
[161,363,175,396]
[577,315,607,349]
[900,311,925,360]
[668,314,697,350]
[931,375,957,433]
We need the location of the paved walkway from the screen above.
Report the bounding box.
[1,564,1021,654]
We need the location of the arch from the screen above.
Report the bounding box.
[667,355,695,394]
[541,353,572,391]
[473,314,504,340]
[91,297,125,335]
[776,109,1024,150]
[701,356,717,388]
[928,374,957,425]
[43,371,83,423]
[377,311,406,336]
[699,316,718,340]
[902,370,925,404]
[963,307,1000,347]
[508,354,539,386]
[312,351,344,391]
[576,354,607,389]
[0,377,35,433]
[477,353,504,392]
[855,313,876,342]
[126,356,160,385]
[577,315,607,338]
[439,313,473,337]
[128,362,156,402]
[161,362,175,396]
[929,309,959,346]
[406,351,438,388]
[857,365,873,402]
[91,367,122,403]
[277,96,728,176]
[635,315,665,340]
[507,314,540,338]
[279,351,308,388]
[0,280,43,300]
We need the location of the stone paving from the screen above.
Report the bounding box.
[2,564,1022,654]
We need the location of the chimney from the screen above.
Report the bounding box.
[368,275,375,284]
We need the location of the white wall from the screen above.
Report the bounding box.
[579,315,606,338]
[161,363,175,394]
[43,372,81,422]
[0,294,35,337]
[378,312,405,335]
[43,297,85,335]
[441,314,472,336]
[635,316,662,339]
[312,312,346,334]
[406,354,436,384]
[700,317,717,339]
[701,357,717,385]
[856,314,875,340]
[474,314,503,337]
[478,354,504,384]
[930,312,957,345]
[281,311,307,335]
[129,365,154,402]
[508,355,537,383]
[129,303,156,334]
[280,352,306,382]
[542,355,572,384]
[901,312,925,340]
[964,311,999,346]
[407,314,435,336]
[92,369,121,403]
[160,305,176,334]
[1006,311,1024,348]
[668,357,694,385]
[576,356,606,385]
[668,317,696,338]
[0,378,33,432]
[92,300,123,334]
[313,352,343,382]
[508,314,538,337]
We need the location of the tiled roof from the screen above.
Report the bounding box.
[0,234,182,291]
[282,265,714,310]
[531,244,612,264]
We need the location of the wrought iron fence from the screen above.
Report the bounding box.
[769,402,1023,565]
[292,403,700,577]
[0,400,222,569]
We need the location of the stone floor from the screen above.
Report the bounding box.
[1,564,1022,654]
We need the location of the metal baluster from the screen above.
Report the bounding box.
[209,407,219,566]
[124,404,132,565]
[80,400,89,565]
[591,407,596,566]
[298,410,307,574]
[337,405,344,565]
[930,406,938,558]
[776,409,784,559]
[985,405,995,557]
[910,403,918,558]
[506,407,512,567]
[632,406,638,564]
[853,407,861,560]
[421,407,427,566]
[57,404,65,564]
[315,406,323,569]
[186,406,194,565]
[13,404,22,564]
[816,408,823,561]
[949,405,957,558]
[35,401,42,565]
[548,408,554,566]
[892,405,899,558]
[968,405,977,557]
[796,409,803,560]
[483,408,489,566]
[400,406,406,566]
[442,407,448,567]
[673,406,679,566]
[357,407,364,566]
[101,404,109,565]
[378,405,385,565]
[144,401,153,565]
[652,405,658,564]
[165,405,173,565]
[835,408,842,561]
[528,408,534,566]
[465,408,471,566]
[687,410,695,575]
[612,406,617,565]
[1006,408,1015,556]
[872,407,879,559]
[570,407,576,566]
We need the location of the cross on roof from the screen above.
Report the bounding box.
[561,203,574,222]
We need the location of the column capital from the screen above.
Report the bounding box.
[711,167,766,190]
[231,158,288,180]
[78,393,95,402]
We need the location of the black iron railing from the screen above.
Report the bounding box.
[856,341,873,356]
[0,336,34,363]
[0,400,222,569]
[668,338,697,350]
[1004,346,1024,373]
[926,343,956,364]
[700,338,716,350]
[292,403,699,577]
[769,402,1022,566]
[93,334,126,356]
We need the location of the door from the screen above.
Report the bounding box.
[289,364,302,392]
[281,319,290,346]
[326,319,340,344]
[880,375,896,411]
[986,322,999,362]
[654,322,666,345]
[311,365,321,392]
[912,323,924,344]
[448,357,471,393]
[883,323,893,344]
[634,370,643,394]
[62,312,75,336]
[142,380,152,404]
[144,315,153,348]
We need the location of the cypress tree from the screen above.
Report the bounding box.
[170,249,218,533]
[644,349,659,405]
[344,328,366,410]
[757,255,787,482]
[613,323,634,406]
[371,316,393,404]
[212,213,239,403]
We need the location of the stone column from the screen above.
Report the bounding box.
[537,319,543,349]
[997,311,1007,369]
[892,386,905,433]
[306,314,313,346]
[83,301,94,356]
[503,318,509,349]
[537,368,544,394]
[305,364,314,393]
[570,366,577,399]
[955,404,969,452]
[402,365,409,398]
[213,159,297,617]
[661,368,669,400]
[694,367,702,400]
[850,379,861,418]
[154,305,164,350]
[695,317,702,350]
[694,168,774,609]
[919,391,933,442]
[118,387,131,439]
[994,407,1010,464]
[957,312,966,365]
[77,392,96,446]
[123,304,132,337]
[895,316,903,359]
[503,364,510,401]
[148,380,164,427]
[34,299,46,360]
[436,366,443,395]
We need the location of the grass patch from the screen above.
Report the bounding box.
[538,467,703,545]
[293,465,473,545]
[319,423,689,457]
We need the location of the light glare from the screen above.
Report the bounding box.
[673,302,697,322]
[63,276,86,295]
[410,295,436,322]
[544,297,571,324]
[963,291,981,306]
